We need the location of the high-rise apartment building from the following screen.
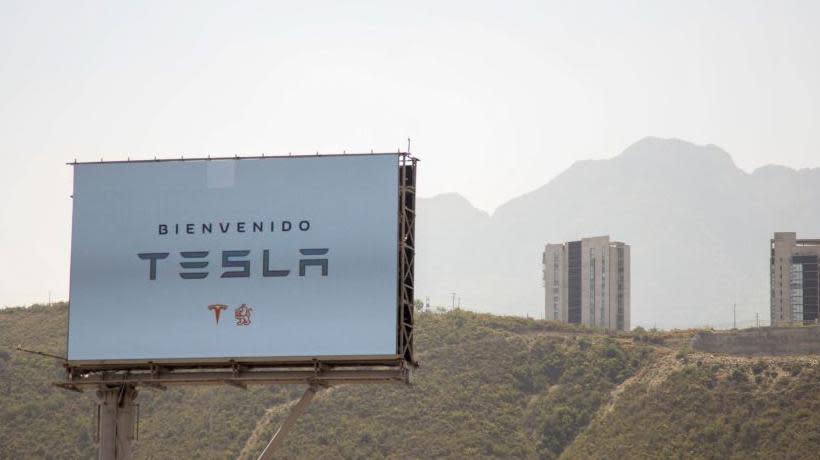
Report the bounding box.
[542,236,630,331]
[771,232,820,326]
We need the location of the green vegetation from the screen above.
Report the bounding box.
[0,303,96,458]
[564,354,820,459]
[1,304,819,459]
[0,303,299,459]
[241,312,651,459]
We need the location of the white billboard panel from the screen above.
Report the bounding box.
[68,154,399,362]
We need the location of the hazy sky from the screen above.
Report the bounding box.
[1,0,819,307]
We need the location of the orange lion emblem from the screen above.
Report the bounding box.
[234,304,253,326]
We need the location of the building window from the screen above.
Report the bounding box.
[791,263,804,322]
[616,247,625,330]
[589,248,596,327]
[568,241,582,324]
[552,253,560,320]
[601,252,606,326]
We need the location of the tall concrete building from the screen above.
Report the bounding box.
[543,236,630,331]
[771,232,820,326]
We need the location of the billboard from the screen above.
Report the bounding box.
[68,154,404,364]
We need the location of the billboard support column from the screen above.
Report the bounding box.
[397,153,418,364]
[96,385,138,460]
[257,384,321,459]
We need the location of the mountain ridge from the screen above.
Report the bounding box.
[422,137,818,217]
[415,137,820,328]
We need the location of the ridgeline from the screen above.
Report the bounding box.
[1,303,819,459]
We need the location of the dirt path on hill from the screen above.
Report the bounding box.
[236,387,336,460]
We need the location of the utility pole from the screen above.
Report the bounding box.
[97,385,138,460]
[451,292,456,310]
[458,297,461,309]
[733,303,736,329]
[756,312,760,329]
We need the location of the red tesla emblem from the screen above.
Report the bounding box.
[207,304,228,324]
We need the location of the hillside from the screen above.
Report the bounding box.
[415,137,820,328]
[2,303,820,459]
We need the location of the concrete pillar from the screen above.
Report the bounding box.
[96,385,138,460]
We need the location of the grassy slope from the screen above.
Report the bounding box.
[0,303,96,458]
[0,304,296,459]
[1,304,818,459]
[563,351,820,459]
[240,313,651,459]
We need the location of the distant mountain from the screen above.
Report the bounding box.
[415,137,820,329]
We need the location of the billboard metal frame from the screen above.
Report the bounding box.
[58,151,418,390]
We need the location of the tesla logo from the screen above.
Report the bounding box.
[207,304,229,324]
[208,303,253,326]
[137,248,329,280]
